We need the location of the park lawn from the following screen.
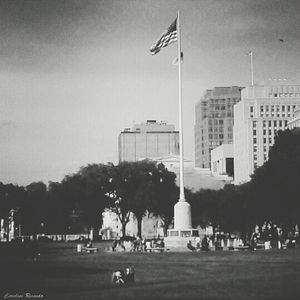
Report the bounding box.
[0,242,300,300]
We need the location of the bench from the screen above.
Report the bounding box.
[233,245,250,251]
[82,247,98,253]
[145,247,169,253]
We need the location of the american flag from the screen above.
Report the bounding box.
[150,18,177,55]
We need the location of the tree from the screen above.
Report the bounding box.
[106,162,132,237]
[47,181,70,234]
[105,160,178,238]
[75,164,110,232]
[250,129,300,231]
[126,160,160,238]
[23,182,47,235]
[0,182,26,240]
[149,163,178,236]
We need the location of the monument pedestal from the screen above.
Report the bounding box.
[164,200,199,251]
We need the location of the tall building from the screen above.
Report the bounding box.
[195,86,243,168]
[118,120,179,162]
[234,85,300,184]
[287,106,300,129]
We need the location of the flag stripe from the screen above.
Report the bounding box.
[150,18,178,55]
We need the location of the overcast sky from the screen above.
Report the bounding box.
[1,0,300,185]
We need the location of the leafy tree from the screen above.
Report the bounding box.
[47,181,72,234]
[106,162,132,237]
[250,129,300,232]
[75,164,111,232]
[149,163,178,236]
[22,182,47,235]
[0,182,26,240]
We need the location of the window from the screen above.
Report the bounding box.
[250,106,254,117]
[253,138,257,144]
[219,120,223,125]
[253,130,257,136]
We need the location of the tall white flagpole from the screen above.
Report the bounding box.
[177,11,185,202]
[248,50,254,86]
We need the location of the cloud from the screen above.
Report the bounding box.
[0,121,18,128]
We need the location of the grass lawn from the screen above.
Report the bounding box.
[0,241,300,300]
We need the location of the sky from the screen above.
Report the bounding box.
[1,0,300,186]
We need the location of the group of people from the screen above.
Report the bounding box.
[187,236,209,252]
[111,237,165,252]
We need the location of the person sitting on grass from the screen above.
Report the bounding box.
[187,240,196,251]
[112,269,125,284]
[112,267,135,285]
[85,239,93,248]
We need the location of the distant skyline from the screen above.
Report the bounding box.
[1,0,300,185]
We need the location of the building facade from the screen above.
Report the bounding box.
[195,86,243,168]
[233,85,300,184]
[287,106,300,129]
[211,144,234,180]
[118,120,179,162]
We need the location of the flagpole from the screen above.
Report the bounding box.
[249,50,254,86]
[177,11,185,202]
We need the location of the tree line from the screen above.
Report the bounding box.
[189,129,300,238]
[1,128,300,239]
[0,161,179,238]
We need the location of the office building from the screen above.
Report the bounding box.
[195,86,243,168]
[234,85,300,184]
[287,106,300,129]
[211,144,234,181]
[118,120,179,162]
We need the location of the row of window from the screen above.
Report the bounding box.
[207,133,233,140]
[208,119,224,125]
[272,93,300,98]
[263,120,288,127]
[252,120,288,128]
[249,105,297,117]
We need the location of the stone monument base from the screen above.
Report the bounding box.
[164,228,200,251]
